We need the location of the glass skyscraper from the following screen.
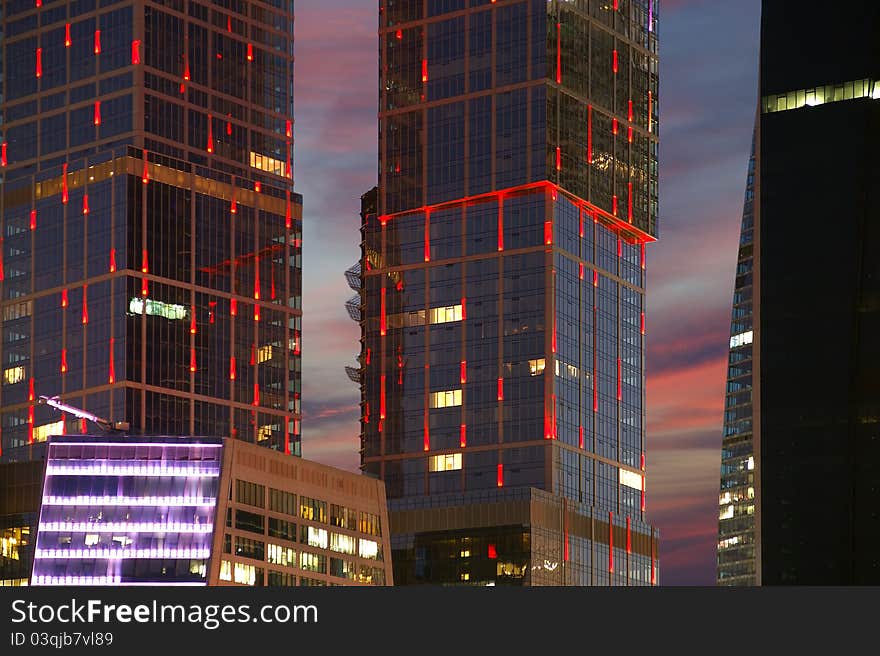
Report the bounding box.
[358,0,659,585]
[718,1,880,584]
[716,128,755,586]
[0,0,302,455]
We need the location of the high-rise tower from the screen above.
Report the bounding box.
[359,0,659,585]
[0,0,302,455]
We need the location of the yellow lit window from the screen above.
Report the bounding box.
[358,538,380,560]
[219,560,232,581]
[529,358,545,376]
[267,543,296,567]
[2,300,32,322]
[3,366,25,385]
[618,468,643,491]
[233,562,257,585]
[429,453,462,472]
[257,345,273,363]
[428,304,463,324]
[257,425,273,442]
[460,572,470,581]
[304,526,328,550]
[0,527,29,561]
[429,389,462,409]
[32,420,64,444]
[249,151,288,177]
[330,533,356,555]
[460,549,470,558]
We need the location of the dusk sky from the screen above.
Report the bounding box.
[293,0,762,585]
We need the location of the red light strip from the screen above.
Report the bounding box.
[1,143,7,167]
[579,209,584,238]
[593,308,598,412]
[640,312,645,335]
[253,383,259,407]
[230,298,237,316]
[28,406,34,444]
[424,211,430,262]
[190,307,197,334]
[497,377,504,401]
[131,40,141,65]
[36,48,42,78]
[460,360,467,384]
[628,99,633,122]
[94,30,101,54]
[651,540,656,585]
[29,378,35,402]
[190,347,197,373]
[421,59,428,82]
[61,289,68,308]
[593,270,598,287]
[65,23,71,47]
[61,349,68,374]
[94,101,101,126]
[626,516,632,554]
[285,192,292,229]
[141,278,148,297]
[579,262,584,279]
[380,376,386,419]
[497,463,504,488]
[497,200,504,251]
[108,338,115,383]
[30,210,36,231]
[552,316,557,353]
[142,150,149,184]
[380,287,386,336]
[254,255,260,299]
[284,424,290,455]
[555,146,561,171]
[247,43,254,62]
[423,419,430,452]
[62,163,68,203]
[617,239,622,258]
[612,195,618,216]
[460,424,467,448]
[556,22,561,84]
[648,91,653,133]
[230,197,237,214]
[627,183,633,222]
[617,358,622,400]
[613,49,618,74]
[207,115,214,153]
[229,356,236,380]
[82,194,89,215]
[612,118,618,135]
[109,248,116,272]
[544,220,552,245]
[579,425,584,449]
[461,297,467,320]
[609,511,614,573]
[641,243,646,269]
[286,120,292,139]
[82,285,88,324]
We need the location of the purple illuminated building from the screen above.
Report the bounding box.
[30,434,393,586]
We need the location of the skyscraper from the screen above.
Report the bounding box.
[359,0,659,585]
[717,128,756,586]
[718,1,880,584]
[0,0,302,454]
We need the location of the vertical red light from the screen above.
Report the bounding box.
[142,150,149,183]
[230,198,237,214]
[94,30,101,54]
[380,375,386,419]
[544,220,552,245]
[617,358,622,400]
[612,195,618,216]
[254,181,261,193]
[109,248,116,272]
[497,200,504,251]
[131,40,141,65]
[190,347,197,373]
[94,101,101,126]
[62,163,68,203]
[461,297,467,320]
[230,298,237,316]
[579,425,584,449]
[253,383,259,407]
[612,118,618,135]
[28,379,35,403]
[626,516,632,554]
[141,249,148,273]
[423,420,429,452]
[640,243,646,269]
[108,337,115,383]
[460,424,466,448]
[608,511,614,574]
[593,270,598,287]
[395,29,403,39]
[613,49,618,74]
[82,194,89,215]
[65,23,71,47]
[36,0,42,7]
[579,210,584,238]
[460,360,467,385]
[30,210,36,231]
[229,356,237,380]
[651,540,656,585]
[556,22,561,84]
[226,120,232,136]
[207,115,214,153]
[61,289,68,308]
[627,126,633,143]
[497,377,504,401]
[81,285,88,324]
[253,304,260,322]
[628,99,633,122]
[284,423,290,455]
[190,307,197,334]
[497,463,504,488]
[648,91,653,133]
[421,59,428,82]
[640,311,645,335]
[587,105,593,163]
[141,278,148,297]
[579,262,584,280]
[61,349,68,374]
[1,143,7,167]
[555,146,561,171]
[247,43,254,62]
[36,48,42,78]
[286,120,292,139]
[488,543,497,559]
[254,256,260,299]
[552,317,557,354]
[617,239,622,258]
[424,212,430,262]
[285,192,292,229]
[28,406,34,445]
[380,288,386,336]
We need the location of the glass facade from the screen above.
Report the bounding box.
[31,435,221,585]
[360,0,659,585]
[716,129,755,586]
[0,1,302,455]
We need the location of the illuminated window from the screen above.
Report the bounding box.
[300,551,326,573]
[233,562,258,585]
[460,572,470,581]
[618,468,643,491]
[729,330,753,349]
[762,78,877,114]
[2,300,32,321]
[554,359,579,379]
[358,538,381,561]
[330,532,356,555]
[429,389,462,408]
[257,425,273,442]
[84,534,100,547]
[302,526,328,550]
[128,297,188,321]
[0,527,28,561]
[219,560,232,581]
[3,366,25,385]
[33,420,64,443]
[747,456,755,471]
[358,511,381,537]
[266,543,296,567]
[497,562,526,578]
[249,151,288,177]
[428,304,463,324]
[719,506,734,520]
[460,549,470,558]
[299,496,327,523]
[257,345,273,363]
[429,453,462,472]
[529,358,545,376]
[718,536,741,549]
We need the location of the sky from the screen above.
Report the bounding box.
[292,0,762,585]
